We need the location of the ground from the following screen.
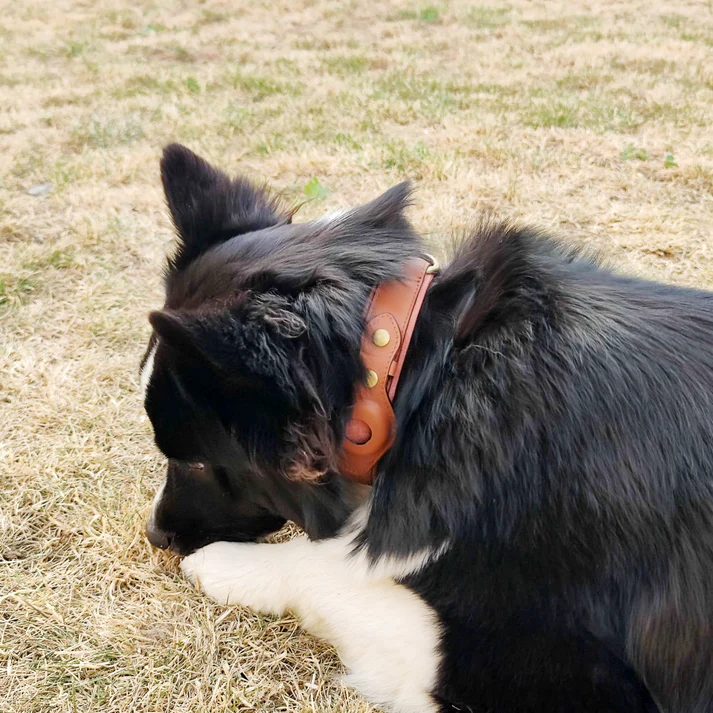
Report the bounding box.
[1,0,712,711]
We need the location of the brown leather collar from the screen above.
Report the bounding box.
[338,256,438,484]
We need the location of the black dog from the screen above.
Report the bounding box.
[141,143,713,713]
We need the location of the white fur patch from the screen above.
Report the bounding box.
[337,505,450,582]
[181,518,446,713]
[139,341,158,397]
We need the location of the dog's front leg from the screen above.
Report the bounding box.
[180,538,309,616]
[180,536,442,713]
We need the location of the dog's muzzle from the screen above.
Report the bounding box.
[145,520,175,550]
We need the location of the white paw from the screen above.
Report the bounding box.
[179,540,290,615]
[180,541,246,605]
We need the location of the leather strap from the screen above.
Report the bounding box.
[339,257,436,484]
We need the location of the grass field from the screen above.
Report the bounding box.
[1,0,713,711]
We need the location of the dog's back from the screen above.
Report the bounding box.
[382,226,713,711]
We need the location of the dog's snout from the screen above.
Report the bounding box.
[146,521,175,550]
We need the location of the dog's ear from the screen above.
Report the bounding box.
[314,181,419,286]
[149,305,305,405]
[160,144,286,269]
[149,306,340,482]
[148,310,205,362]
[345,181,413,232]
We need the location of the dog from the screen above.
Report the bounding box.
[141,143,713,713]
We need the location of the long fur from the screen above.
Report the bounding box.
[141,144,713,713]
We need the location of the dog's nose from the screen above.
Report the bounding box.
[146,521,175,550]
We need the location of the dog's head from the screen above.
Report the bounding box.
[141,144,421,554]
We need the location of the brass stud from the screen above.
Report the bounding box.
[372,328,391,347]
[366,369,379,388]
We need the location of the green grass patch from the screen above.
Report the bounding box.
[380,139,432,174]
[660,14,685,29]
[23,248,77,271]
[664,153,678,168]
[322,55,371,77]
[466,5,511,30]
[227,69,303,100]
[521,86,707,132]
[370,72,476,115]
[334,132,363,151]
[111,75,178,99]
[67,115,145,150]
[51,158,83,190]
[0,275,38,310]
[391,6,442,22]
[255,134,287,156]
[621,144,648,161]
[525,101,579,128]
[679,31,713,47]
[64,39,90,59]
[419,6,441,22]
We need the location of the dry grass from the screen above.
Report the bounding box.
[1,0,713,710]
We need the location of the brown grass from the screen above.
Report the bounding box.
[1,0,713,711]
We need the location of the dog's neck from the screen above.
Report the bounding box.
[338,256,438,484]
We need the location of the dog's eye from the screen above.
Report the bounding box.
[188,462,205,471]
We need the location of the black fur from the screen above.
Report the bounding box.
[143,144,713,712]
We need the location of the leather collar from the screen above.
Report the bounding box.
[338,256,438,484]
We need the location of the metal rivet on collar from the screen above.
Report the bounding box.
[366,369,379,388]
[424,252,440,274]
[372,328,391,347]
